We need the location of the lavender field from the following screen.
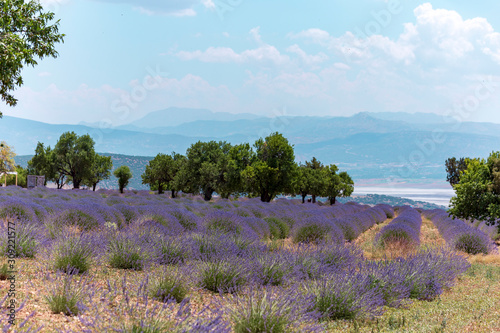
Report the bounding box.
[0,187,499,332]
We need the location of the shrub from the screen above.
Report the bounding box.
[114,204,139,225]
[253,253,291,286]
[52,236,94,274]
[45,275,87,316]
[333,218,360,242]
[150,270,188,303]
[229,291,305,333]
[156,237,187,265]
[204,211,241,235]
[199,260,246,293]
[305,272,385,321]
[51,207,103,231]
[107,234,148,270]
[0,263,8,280]
[424,209,497,255]
[169,208,199,231]
[0,199,37,222]
[293,224,329,244]
[1,222,38,258]
[454,233,489,255]
[264,217,289,240]
[374,224,419,249]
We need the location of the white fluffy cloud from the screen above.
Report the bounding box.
[176,27,291,65]
[292,3,500,68]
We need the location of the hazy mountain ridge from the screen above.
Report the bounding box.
[4,110,500,182]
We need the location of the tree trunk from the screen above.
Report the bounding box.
[171,190,176,198]
[312,195,317,203]
[301,193,306,204]
[329,197,336,205]
[158,182,164,194]
[92,183,97,191]
[260,191,272,202]
[203,191,212,201]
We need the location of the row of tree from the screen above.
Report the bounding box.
[446,153,500,227]
[28,132,113,190]
[141,132,354,204]
[8,131,352,204]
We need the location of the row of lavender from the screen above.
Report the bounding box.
[374,206,422,249]
[0,187,471,331]
[423,209,498,255]
[0,187,393,245]
[1,245,470,332]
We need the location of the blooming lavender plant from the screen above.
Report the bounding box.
[106,230,155,270]
[304,270,385,321]
[374,206,422,249]
[0,220,39,258]
[226,288,323,333]
[424,209,498,254]
[198,257,247,294]
[149,268,189,303]
[50,233,96,274]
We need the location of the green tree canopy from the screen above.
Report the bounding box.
[142,152,184,196]
[295,157,327,204]
[53,132,96,189]
[224,143,254,198]
[84,154,113,191]
[242,132,297,202]
[27,142,66,188]
[183,140,232,201]
[114,165,132,193]
[445,157,468,186]
[321,165,354,205]
[449,152,500,228]
[1,0,65,116]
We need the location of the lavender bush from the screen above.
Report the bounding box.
[374,206,422,249]
[424,209,498,254]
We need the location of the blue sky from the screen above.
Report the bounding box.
[3,0,500,125]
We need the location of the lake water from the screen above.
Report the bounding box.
[352,185,455,207]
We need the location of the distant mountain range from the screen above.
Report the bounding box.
[4,108,500,182]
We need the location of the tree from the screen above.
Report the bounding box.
[114,165,132,194]
[225,143,254,198]
[445,157,468,186]
[242,133,297,202]
[142,152,184,196]
[305,157,326,203]
[294,158,327,204]
[27,142,60,187]
[0,0,65,117]
[183,141,232,201]
[53,132,96,189]
[322,164,354,205]
[84,154,113,191]
[449,152,500,231]
[0,141,16,173]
